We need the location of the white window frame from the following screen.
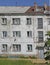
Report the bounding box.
[2,31,7,38]
[27,44,32,52]
[12,18,20,25]
[38,31,43,42]
[27,31,32,37]
[26,18,32,25]
[2,18,7,25]
[48,18,50,25]
[38,18,43,29]
[2,44,7,52]
[13,44,21,52]
[13,31,21,37]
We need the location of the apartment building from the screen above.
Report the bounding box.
[0,3,50,59]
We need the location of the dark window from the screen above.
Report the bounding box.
[48,19,50,25]
[13,44,21,52]
[12,18,20,25]
[38,18,43,29]
[13,31,21,37]
[27,31,32,37]
[27,44,32,52]
[2,31,7,37]
[26,18,32,25]
[2,18,7,25]
[38,31,43,42]
[2,44,7,52]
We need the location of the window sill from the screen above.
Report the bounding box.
[2,50,7,52]
[12,24,20,25]
[26,24,31,25]
[38,41,44,43]
[37,28,43,29]
[1,24,7,25]
[12,51,21,52]
[26,50,32,52]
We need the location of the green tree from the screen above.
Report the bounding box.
[44,31,50,60]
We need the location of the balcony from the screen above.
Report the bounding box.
[36,43,45,47]
[34,37,45,47]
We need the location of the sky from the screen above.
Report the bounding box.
[0,0,49,6]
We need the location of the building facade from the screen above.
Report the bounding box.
[0,3,50,58]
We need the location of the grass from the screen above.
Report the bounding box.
[0,59,50,65]
[0,60,33,65]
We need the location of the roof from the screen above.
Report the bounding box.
[0,6,30,13]
[25,6,50,15]
[0,6,50,15]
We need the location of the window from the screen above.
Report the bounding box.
[13,44,21,52]
[12,18,20,25]
[13,31,21,37]
[26,18,32,25]
[38,31,43,42]
[27,31,32,37]
[27,44,32,52]
[38,18,43,29]
[2,31,7,37]
[2,44,7,52]
[48,18,50,25]
[2,18,7,25]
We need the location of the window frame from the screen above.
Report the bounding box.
[38,31,44,42]
[38,18,43,29]
[13,44,21,52]
[13,31,21,37]
[1,18,7,25]
[12,18,20,25]
[27,44,32,52]
[2,44,7,52]
[26,18,32,25]
[2,31,7,38]
[48,18,50,25]
[27,31,32,37]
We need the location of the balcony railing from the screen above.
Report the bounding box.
[33,37,45,47]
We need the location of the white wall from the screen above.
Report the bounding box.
[0,15,49,55]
